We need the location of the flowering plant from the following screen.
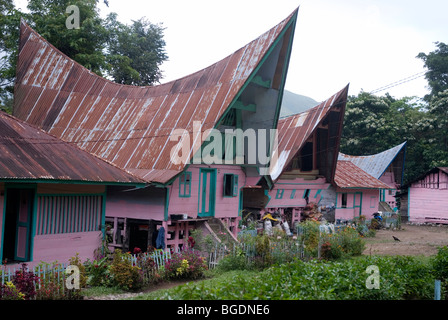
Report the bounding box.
[0,281,25,300]
[164,249,207,280]
[12,263,39,300]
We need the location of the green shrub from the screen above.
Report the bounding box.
[109,249,143,291]
[85,257,112,287]
[68,253,87,288]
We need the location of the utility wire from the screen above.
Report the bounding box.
[369,71,426,94]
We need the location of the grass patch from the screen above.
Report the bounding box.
[81,286,128,298]
[130,255,437,300]
[129,270,258,300]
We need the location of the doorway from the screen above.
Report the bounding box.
[354,192,362,216]
[2,188,35,263]
[198,168,216,217]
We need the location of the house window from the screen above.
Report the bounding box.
[223,174,238,197]
[179,171,192,197]
[303,189,311,199]
[275,189,284,199]
[290,189,296,199]
[341,193,348,208]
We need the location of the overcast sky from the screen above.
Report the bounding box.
[15,0,448,101]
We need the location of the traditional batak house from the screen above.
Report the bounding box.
[258,85,349,229]
[0,112,144,267]
[400,167,448,224]
[13,9,299,251]
[338,142,407,212]
[333,160,393,221]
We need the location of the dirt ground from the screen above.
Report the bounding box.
[363,223,448,256]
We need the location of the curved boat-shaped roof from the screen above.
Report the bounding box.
[338,141,407,182]
[13,9,298,184]
[270,85,349,181]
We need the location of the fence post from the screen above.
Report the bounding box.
[435,279,441,300]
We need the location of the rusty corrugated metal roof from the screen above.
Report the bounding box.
[0,111,145,184]
[334,160,392,189]
[270,85,349,181]
[13,9,298,184]
[338,142,407,180]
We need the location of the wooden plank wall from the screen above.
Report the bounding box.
[409,170,448,223]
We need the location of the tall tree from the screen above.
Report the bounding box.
[0,0,168,112]
[340,91,430,184]
[106,13,167,85]
[417,42,448,101]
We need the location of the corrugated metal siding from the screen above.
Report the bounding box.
[272,85,349,181]
[338,142,407,179]
[0,111,144,183]
[13,10,298,184]
[335,160,392,189]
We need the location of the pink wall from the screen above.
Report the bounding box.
[168,164,244,219]
[30,231,102,268]
[106,185,165,221]
[408,170,448,224]
[335,188,379,221]
[408,185,448,224]
[266,177,329,209]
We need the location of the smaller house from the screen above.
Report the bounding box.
[333,160,393,221]
[0,112,144,268]
[338,142,406,211]
[260,85,349,228]
[400,167,448,224]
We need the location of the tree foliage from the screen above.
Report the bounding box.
[0,0,167,112]
[417,42,448,101]
[341,42,448,185]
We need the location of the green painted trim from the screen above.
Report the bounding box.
[101,192,106,237]
[214,10,298,131]
[3,184,37,262]
[302,189,310,199]
[314,189,322,199]
[36,193,105,236]
[290,189,296,199]
[30,188,38,261]
[264,189,271,207]
[275,189,284,199]
[407,187,410,218]
[179,171,192,198]
[271,11,298,132]
[0,189,7,262]
[37,192,105,197]
[164,187,170,221]
[233,100,256,112]
[238,189,243,217]
[198,168,217,217]
[354,192,363,215]
[223,173,238,198]
[251,75,271,88]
